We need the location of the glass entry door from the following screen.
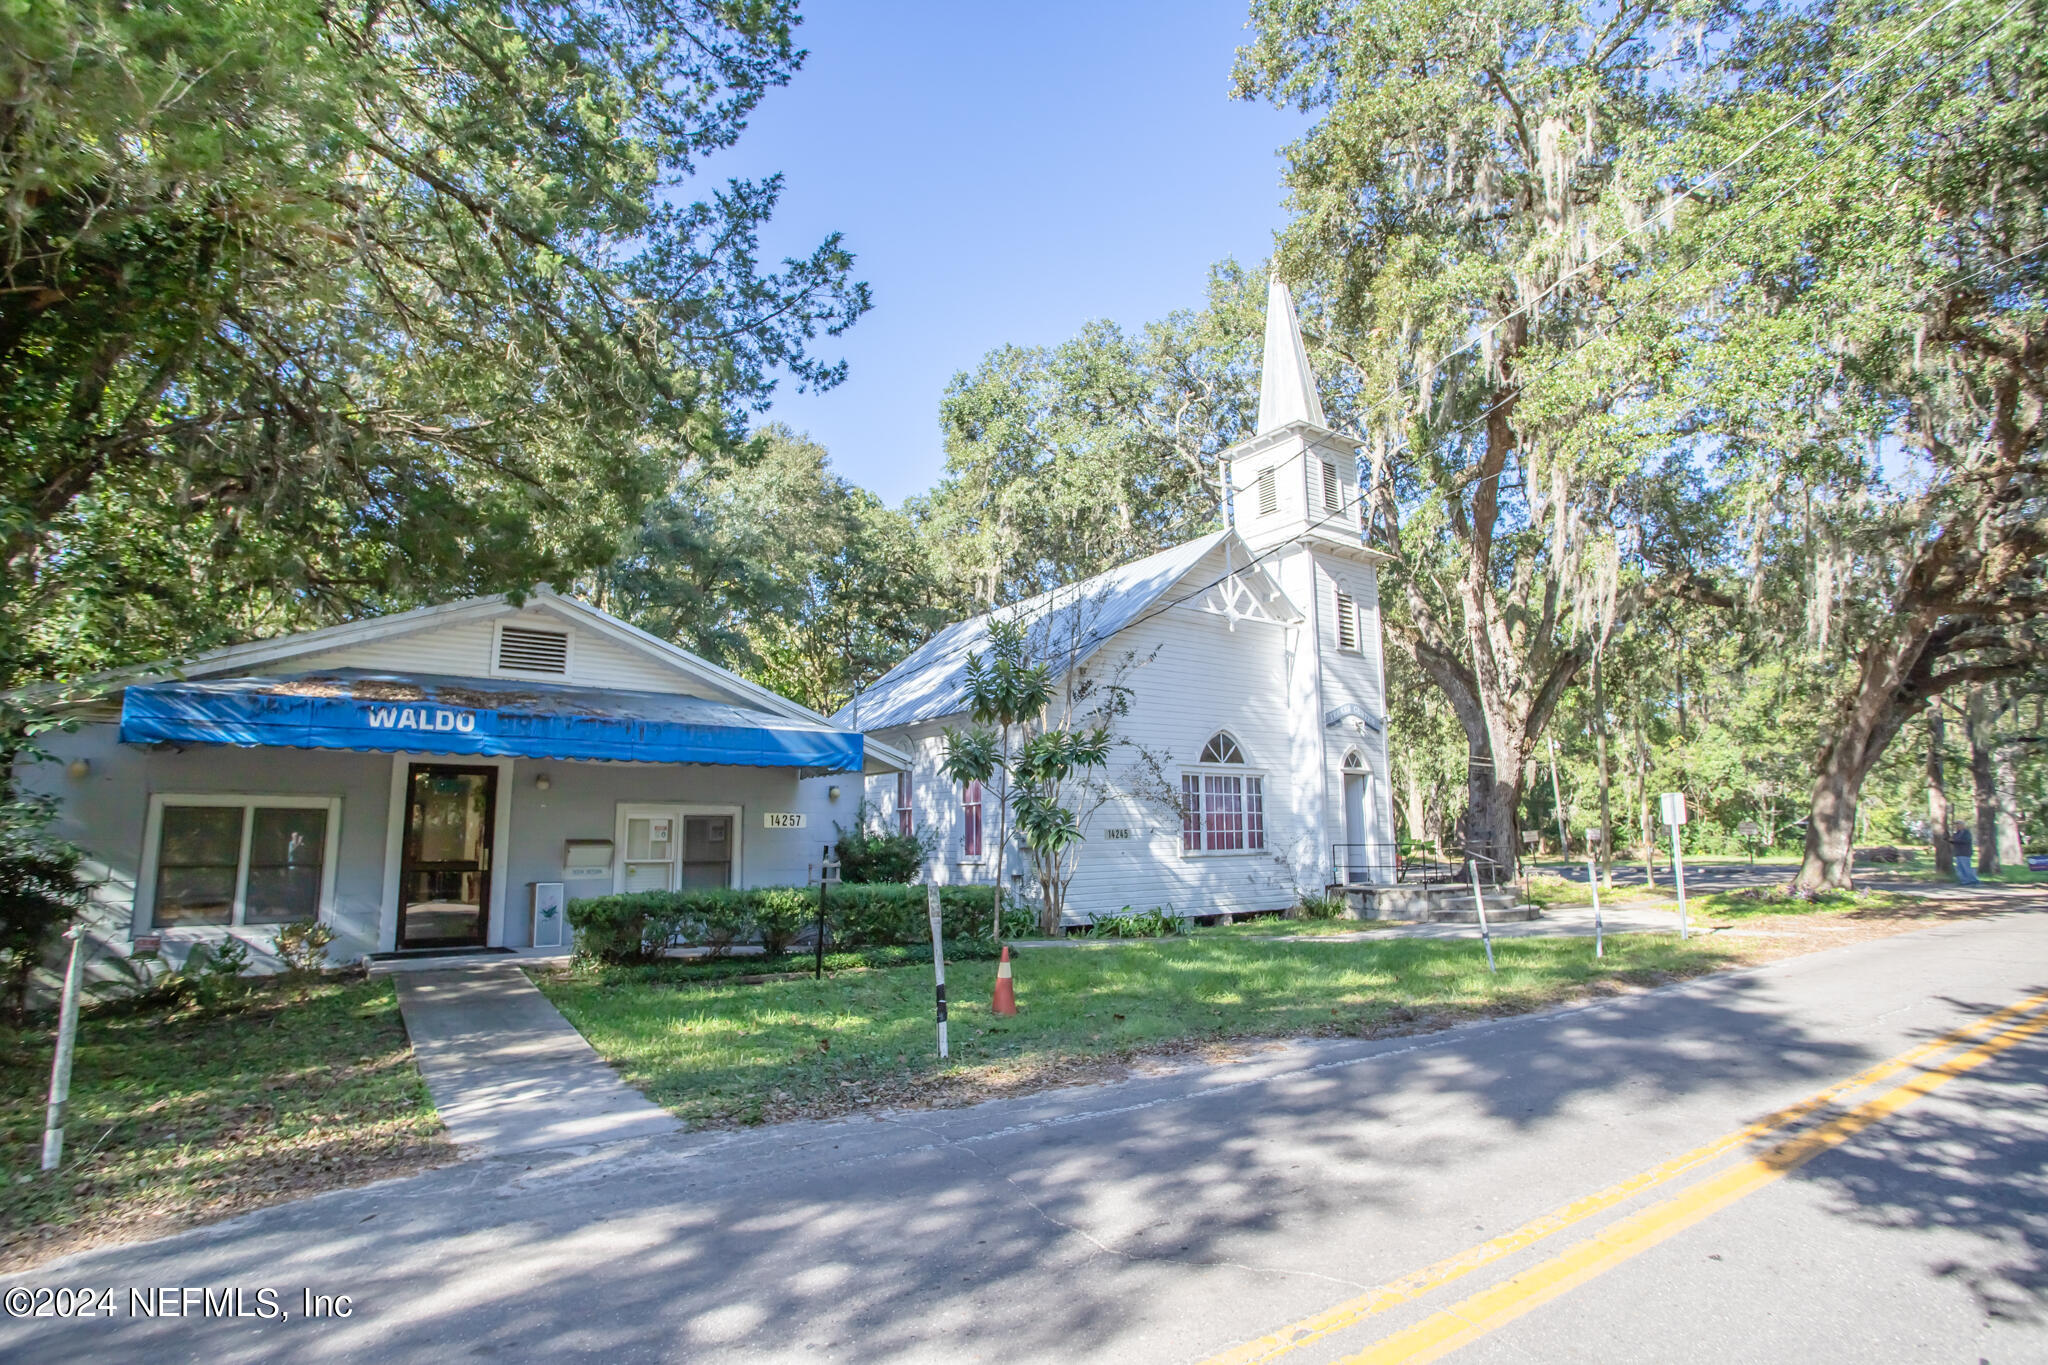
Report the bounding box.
[399,764,497,949]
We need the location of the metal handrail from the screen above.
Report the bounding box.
[1329,843,1510,887]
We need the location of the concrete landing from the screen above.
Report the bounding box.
[393,964,680,1157]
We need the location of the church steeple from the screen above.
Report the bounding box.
[1256,272,1327,433]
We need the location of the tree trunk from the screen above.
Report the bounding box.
[1966,688,1999,875]
[1634,710,1657,887]
[1928,711,1954,875]
[1994,741,2025,869]
[1799,735,1864,890]
[992,729,1011,938]
[1592,651,1614,887]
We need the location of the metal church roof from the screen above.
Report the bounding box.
[835,530,1234,732]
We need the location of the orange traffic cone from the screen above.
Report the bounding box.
[991,945,1018,1015]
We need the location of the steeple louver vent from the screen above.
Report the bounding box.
[496,625,571,676]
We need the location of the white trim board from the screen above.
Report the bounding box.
[379,753,516,952]
[136,792,343,936]
[612,803,744,895]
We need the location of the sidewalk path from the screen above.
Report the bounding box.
[392,964,680,1157]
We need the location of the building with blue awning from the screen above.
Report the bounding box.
[120,671,866,772]
[21,589,904,964]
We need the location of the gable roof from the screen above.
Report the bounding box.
[28,587,908,768]
[836,530,1290,733]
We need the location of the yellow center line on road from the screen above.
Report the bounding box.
[1201,987,2048,1365]
[1339,1000,2048,1364]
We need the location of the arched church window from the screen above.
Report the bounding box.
[1183,732,1263,854]
[1342,750,1365,771]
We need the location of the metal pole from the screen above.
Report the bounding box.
[42,925,87,1171]
[814,844,828,981]
[926,884,948,1059]
[1671,825,1690,941]
[1467,858,1496,974]
[1587,851,1603,959]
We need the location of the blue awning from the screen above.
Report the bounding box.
[119,670,864,772]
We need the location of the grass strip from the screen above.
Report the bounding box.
[1,973,445,1270]
[536,934,1735,1129]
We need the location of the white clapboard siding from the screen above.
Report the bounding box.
[281,614,730,699]
[858,534,1397,920]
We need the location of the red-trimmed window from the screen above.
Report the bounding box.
[962,780,983,858]
[896,771,914,837]
[1183,732,1265,854]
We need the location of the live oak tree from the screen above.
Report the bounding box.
[592,427,949,715]
[1235,0,1738,874]
[1,0,869,687]
[1677,0,2048,888]
[918,264,1264,607]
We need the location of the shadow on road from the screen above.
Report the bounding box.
[1781,1009,2048,1324]
[6,964,1947,1362]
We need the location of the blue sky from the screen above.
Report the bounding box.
[710,1,1312,506]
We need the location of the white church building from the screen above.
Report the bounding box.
[838,278,1398,921]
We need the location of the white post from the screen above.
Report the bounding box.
[1672,830,1690,941]
[1586,847,1604,959]
[926,884,948,1059]
[42,925,88,1171]
[1467,858,1496,974]
[1659,793,1690,941]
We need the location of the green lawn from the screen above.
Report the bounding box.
[1,973,446,1271]
[1695,886,1927,918]
[536,933,1736,1128]
[1192,917,1396,938]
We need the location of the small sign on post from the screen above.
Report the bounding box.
[1736,818,1762,867]
[812,847,840,980]
[1661,793,1690,940]
[926,885,948,1059]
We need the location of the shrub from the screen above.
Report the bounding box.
[274,919,335,974]
[1088,905,1187,938]
[752,887,813,955]
[832,799,934,884]
[1294,892,1347,920]
[567,883,1005,963]
[0,797,87,1016]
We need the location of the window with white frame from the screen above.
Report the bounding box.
[144,795,341,928]
[1182,732,1266,854]
[1335,588,1360,651]
[896,770,914,837]
[1256,467,1278,517]
[1321,459,1340,512]
[961,780,984,858]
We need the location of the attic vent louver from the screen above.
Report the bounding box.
[497,625,570,676]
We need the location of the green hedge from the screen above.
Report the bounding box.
[567,883,1023,963]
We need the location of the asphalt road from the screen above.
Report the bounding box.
[4,890,2045,1363]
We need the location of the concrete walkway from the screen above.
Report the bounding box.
[392,964,680,1157]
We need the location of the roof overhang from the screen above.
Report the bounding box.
[118,671,866,773]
